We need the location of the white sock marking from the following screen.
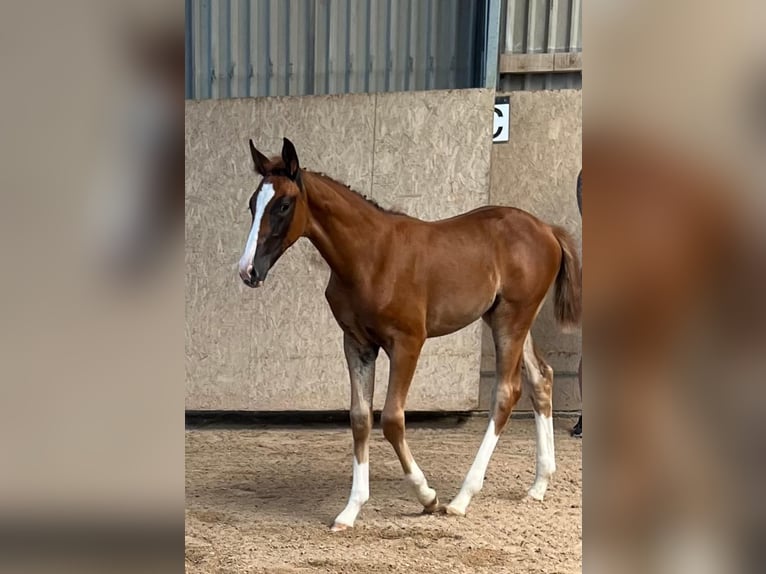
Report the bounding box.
[333,458,369,527]
[449,419,499,514]
[522,332,556,501]
[238,183,275,275]
[405,461,437,506]
[529,411,556,500]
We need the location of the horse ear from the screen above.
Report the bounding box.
[281,137,300,180]
[249,139,269,176]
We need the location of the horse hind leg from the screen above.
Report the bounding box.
[522,332,556,501]
[446,308,525,516]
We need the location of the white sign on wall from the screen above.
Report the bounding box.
[493,96,510,143]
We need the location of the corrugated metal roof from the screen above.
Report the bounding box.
[186,0,581,99]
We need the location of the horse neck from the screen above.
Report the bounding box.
[301,170,389,281]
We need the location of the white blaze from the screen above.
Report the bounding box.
[238,183,275,275]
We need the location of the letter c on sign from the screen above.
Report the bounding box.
[493,107,503,139]
[493,100,509,142]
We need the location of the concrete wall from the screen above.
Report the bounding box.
[186,89,494,411]
[480,90,582,411]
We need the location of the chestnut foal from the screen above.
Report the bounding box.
[238,138,582,530]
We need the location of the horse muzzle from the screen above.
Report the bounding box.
[239,258,270,288]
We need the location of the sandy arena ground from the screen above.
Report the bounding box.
[186,415,582,574]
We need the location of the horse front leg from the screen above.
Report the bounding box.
[380,335,441,513]
[331,333,378,531]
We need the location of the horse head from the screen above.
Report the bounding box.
[238,137,309,287]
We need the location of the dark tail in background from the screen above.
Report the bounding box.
[552,226,582,329]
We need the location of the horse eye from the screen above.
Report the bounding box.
[279,201,291,213]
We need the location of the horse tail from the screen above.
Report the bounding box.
[551,225,582,329]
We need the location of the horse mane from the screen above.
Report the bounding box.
[304,170,405,216]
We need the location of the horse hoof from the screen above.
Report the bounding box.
[527,487,546,501]
[330,522,351,532]
[445,505,466,517]
[422,497,442,514]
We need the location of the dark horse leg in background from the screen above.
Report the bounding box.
[571,358,582,438]
[572,170,583,438]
